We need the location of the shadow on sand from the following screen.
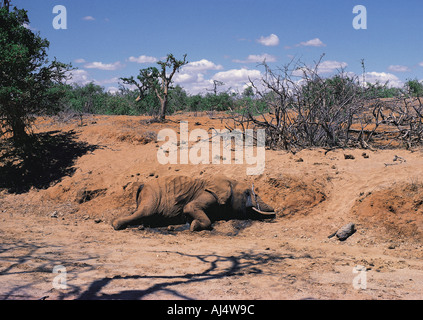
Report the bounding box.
[76,250,310,300]
[0,130,98,194]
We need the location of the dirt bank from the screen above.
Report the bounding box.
[1,114,422,300]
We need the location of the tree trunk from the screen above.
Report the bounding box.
[158,84,168,121]
[2,0,10,11]
[10,117,29,148]
[159,97,167,121]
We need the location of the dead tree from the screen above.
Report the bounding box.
[207,80,225,96]
[225,56,423,151]
[228,57,366,150]
[1,0,11,11]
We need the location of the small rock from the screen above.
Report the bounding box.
[94,218,102,224]
[50,211,58,218]
[362,152,369,158]
[329,223,356,241]
[393,155,406,163]
[295,158,304,162]
[336,223,356,241]
[344,154,355,160]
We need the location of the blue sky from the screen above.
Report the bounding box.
[13,0,423,94]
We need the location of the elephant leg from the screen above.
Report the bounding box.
[183,192,216,231]
[112,187,157,230]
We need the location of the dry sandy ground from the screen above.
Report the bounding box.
[0,113,422,300]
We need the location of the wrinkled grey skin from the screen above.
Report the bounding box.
[112,175,275,231]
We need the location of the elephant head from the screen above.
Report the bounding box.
[206,176,275,219]
[231,181,275,218]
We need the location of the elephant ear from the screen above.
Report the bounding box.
[204,176,232,205]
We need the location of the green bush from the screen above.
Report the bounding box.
[0,6,70,147]
[56,81,277,117]
[405,79,423,97]
[365,81,402,98]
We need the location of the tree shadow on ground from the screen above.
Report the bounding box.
[0,240,98,300]
[0,130,98,193]
[77,251,311,300]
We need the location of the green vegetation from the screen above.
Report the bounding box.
[120,54,188,120]
[2,2,423,157]
[60,82,143,116]
[405,79,423,97]
[364,81,403,99]
[0,5,70,148]
[54,73,418,118]
[56,82,251,116]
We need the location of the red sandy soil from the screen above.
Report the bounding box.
[0,113,422,300]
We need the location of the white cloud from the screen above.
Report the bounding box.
[292,60,348,77]
[257,34,280,46]
[213,68,262,92]
[128,55,157,64]
[22,23,37,31]
[317,60,348,74]
[74,58,86,64]
[107,87,119,94]
[173,65,262,95]
[296,38,326,47]
[172,60,223,94]
[66,69,91,85]
[173,73,213,94]
[173,72,198,84]
[233,54,277,64]
[214,68,261,82]
[82,16,95,21]
[388,65,410,73]
[364,72,403,88]
[84,61,124,71]
[97,77,120,85]
[182,59,223,73]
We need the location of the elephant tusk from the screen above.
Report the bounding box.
[252,207,275,215]
[251,183,259,211]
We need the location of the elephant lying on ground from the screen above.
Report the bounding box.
[112,175,275,231]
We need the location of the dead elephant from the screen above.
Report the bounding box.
[112,175,275,231]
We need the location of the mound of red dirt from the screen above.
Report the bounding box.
[352,182,423,241]
[256,174,327,217]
